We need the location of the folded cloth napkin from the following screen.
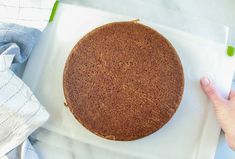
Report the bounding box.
[0,23,49,158]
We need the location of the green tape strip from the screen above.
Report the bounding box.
[227,45,235,57]
[49,0,59,22]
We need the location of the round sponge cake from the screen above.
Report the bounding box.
[63,21,184,141]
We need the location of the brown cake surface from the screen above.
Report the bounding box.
[63,21,184,141]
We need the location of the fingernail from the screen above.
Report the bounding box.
[201,77,210,86]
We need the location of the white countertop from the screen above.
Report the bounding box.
[31,0,235,158]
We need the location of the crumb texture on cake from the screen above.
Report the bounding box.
[63,21,184,141]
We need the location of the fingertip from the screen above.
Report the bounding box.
[225,133,235,150]
[200,77,210,87]
[200,77,224,104]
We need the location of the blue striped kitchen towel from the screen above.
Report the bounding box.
[0,23,49,158]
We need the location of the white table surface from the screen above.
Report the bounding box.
[31,0,235,158]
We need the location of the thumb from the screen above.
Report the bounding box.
[200,77,226,105]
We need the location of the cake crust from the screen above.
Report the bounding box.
[63,21,184,141]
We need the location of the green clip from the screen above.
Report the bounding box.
[227,45,235,57]
[49,0,59,22]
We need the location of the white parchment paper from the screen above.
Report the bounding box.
[22,3,235,159]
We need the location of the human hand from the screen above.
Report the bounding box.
[200,77,235,150]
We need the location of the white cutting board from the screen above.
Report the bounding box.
[22,3,235,159]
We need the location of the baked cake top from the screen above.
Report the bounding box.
[63,21,184,141]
